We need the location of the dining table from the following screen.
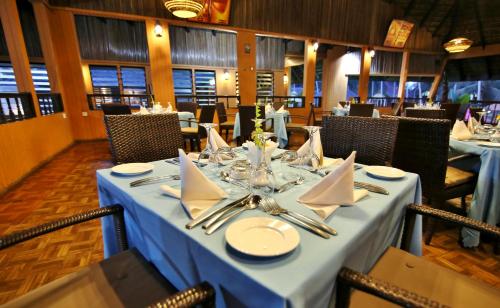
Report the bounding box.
[96,151,422,307]
[233,110,290,148]
[332,107,380,118]
[133,110,196,128]
[449,138,500,247]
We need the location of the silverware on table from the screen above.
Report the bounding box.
[130,175,180,187]
[260,197,331,239]
[205,195,261,235]
[165,158,207,167]
[354,181,389,195]
[275,176,305,193]
[271,152,284,160]
[185,194,251,229]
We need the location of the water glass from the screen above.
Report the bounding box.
[280,150,298,180]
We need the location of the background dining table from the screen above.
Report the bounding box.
[97,153,422,307]
[332,107,380,118]
[232,111,290,148]
[449,138,500,247]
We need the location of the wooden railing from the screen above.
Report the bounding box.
[38,93,64,116]
[175,95,240,108]
[256,96,306,108]
[87,94,154,110]
[0,92,36,124]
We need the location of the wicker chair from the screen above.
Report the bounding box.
[0,205,215,307]
[101,103,132,115]
[442,103,461,128]
[180,105,216,151]
[388,116,477,244]
[336,204,500,308]
[215,102,235,141]
[349,104,374,117]
[176,102,198,114]
[285,103,330,145]
[104,114,183,164]
[405,108,446,119]
[321,116,399,165]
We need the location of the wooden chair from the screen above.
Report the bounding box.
[237,105,263,145]
[215,102,235,142]
[104,114,183,164]
[336,204,500,308]
[285,103,330,144]
[442,103,461,128]
[176,102,198,114]
[321,116,399,165]
[388,116,477,244]
[348,104,374,117]
[273,102,284,110]
[456,103,470,120]
[0,205,215,308]
[101,103,132,115]
[405,108,446,119]
[180,105,216,151]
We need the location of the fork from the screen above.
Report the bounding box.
[130,175,180,187]
[260,197,330,239]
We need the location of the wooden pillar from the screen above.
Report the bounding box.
[303,40,317,115]
[236,30,256,105]
[146,19,175,107]
[429,56,448,101]
[358,47,372,103]
[0,0,39,115]
[397,51,410,102]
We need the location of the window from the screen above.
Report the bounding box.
[89,65,120,95]
[121,67,146,95]
[0,63,18,93]
[314,59,323,97]
[30,64,51,93]
[290,65,303,96]
[195,70,216,105]
[346,76,358,100]
[256,71,273,98]
[405,77,432,102]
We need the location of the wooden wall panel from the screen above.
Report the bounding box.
[302,40,316,116]
[358,47,372,102]
[236,30,256,105]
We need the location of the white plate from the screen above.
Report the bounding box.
[225,217,300,257]
[365,166,406,180]
[111,163,154,175]
[476,141,500,148]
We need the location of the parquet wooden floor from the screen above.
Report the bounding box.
[0,140,499,305]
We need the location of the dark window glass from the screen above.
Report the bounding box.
[257,71,273,98]
[290,65,303,96]
[314,59,323,97]
[122,67,146,95]
[31,63,51,93]
[89,65,119,95]
[0,62,18,93]
[173,69,193,103]
[194,70,216,105]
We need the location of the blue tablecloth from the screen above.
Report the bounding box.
[333,107,380,118]
[97,157,421,307]
[177,112,196,128]
[449,139,500,247]
[233,111,289,148]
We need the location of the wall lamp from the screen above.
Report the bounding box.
[154,21,164,37]
[368,48,376,58]
[283,73,288,85]
[313,41,319,52]
[223,70,229,81]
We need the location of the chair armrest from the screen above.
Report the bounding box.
[148,281,215,308]
[0,205,128,251]
[448,153,476,163]
[178,119,199,127]
[406,204,500,238]
[336,267,442,308]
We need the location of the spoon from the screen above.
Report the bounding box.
[219,171,248,190]
[276,176,305,193]
[205,195,261,235]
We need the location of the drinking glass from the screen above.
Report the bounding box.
[249,132,277,197]
[198,123,218,174]
[302,126,322,168]
[280,150,298,180]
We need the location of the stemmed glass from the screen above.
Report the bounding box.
[280,151,298,180]
[302,126,322,169]
[249,131,277,197]
[198,123,219,174]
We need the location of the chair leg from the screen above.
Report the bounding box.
[424,199,441,245]
[225,129,229,142]
[196,137,201,152]
[189,138,195,152]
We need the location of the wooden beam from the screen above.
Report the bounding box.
[429,56,448,100]
[303,40,317,115]
[397,51,411,102]
[236,30,256,106]
[146,19,175,107]
[420,0,439,28]
[358,47,372,102]
[0,0,39,115]
[432,0,456,37]
[448,43,500,59]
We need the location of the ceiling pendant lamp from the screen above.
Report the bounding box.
[443,37,473,53]
[164,0,205,18]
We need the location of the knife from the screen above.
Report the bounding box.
[354,181,389,195]
[185,194,251,229]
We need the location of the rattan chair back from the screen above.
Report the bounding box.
[104,114,183,164]
[349,104,374,117]
[405,108,446,119]
[441,103,461,127]
[176,102,197,114]
[216,102,228,123]
[389,116,450,198]
[321,116,399,165]
[198,105,216,138]
[101,103,132,115]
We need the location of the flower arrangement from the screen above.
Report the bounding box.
[251,103,265,149]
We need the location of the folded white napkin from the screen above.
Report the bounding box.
[297,151,368,219]
[152,103,164,114]
[265,104,273,114]
[291,130,324,169]
[451,120,472,140]
[276,105,285,113]
[247,140,278,166]
[160,149,227,219]
[166,102,173,113]
[208,129,232,160]
[138,106,150,115]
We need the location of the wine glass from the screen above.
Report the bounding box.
[198,123,218,174]
[280,150,298,180]
[249,132,277,197]
[302,126,322,169]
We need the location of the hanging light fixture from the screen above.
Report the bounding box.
[443,37,473,53]
[164,0,205,18]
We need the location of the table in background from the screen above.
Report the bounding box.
[132,111,196,129]
[449,139,500,247]
[97,157,422,308]
[233,111,290,148]
[332,107,380,118]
